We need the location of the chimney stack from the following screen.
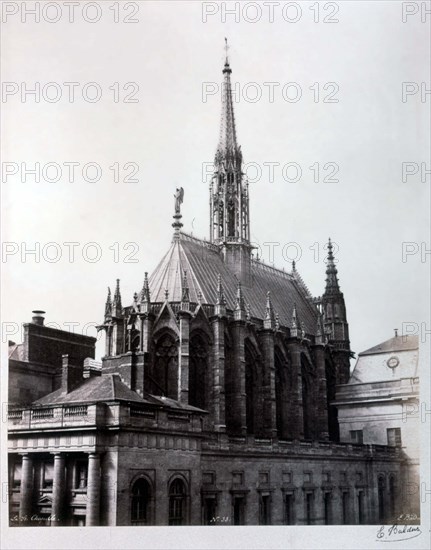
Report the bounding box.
[32,310,46,326]
[394,328,398,338]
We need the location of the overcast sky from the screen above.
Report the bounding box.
[2,1,430,366]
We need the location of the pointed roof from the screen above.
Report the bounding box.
[147,232,318,331]
[215,41,242,169]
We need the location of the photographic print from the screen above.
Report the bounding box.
[1,1,430,549]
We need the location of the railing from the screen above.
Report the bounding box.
[64,405,88,417]
[129,406,156,419]
[8,410,22,420]
[32,408,54,419]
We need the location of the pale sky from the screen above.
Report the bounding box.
[1,2,431,548]
[2,0,430,365]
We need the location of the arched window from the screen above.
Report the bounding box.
[378,476,386,523]
[275,347,290,440]
[189,334,209,410]
[131,478,151,525]
[169,478,187,525]
[150,333,178,399]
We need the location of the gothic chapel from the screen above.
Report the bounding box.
[8,49,404,527]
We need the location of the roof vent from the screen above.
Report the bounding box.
[32,310,46,326]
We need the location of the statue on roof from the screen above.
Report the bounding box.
[174,187,184,214]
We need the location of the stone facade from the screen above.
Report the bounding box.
[7,51,417,527]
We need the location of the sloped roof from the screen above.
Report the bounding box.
[359,335,419,356]
[148,232,318,332]
[33,373,205,412]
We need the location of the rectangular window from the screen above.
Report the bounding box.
[342,492,349,524]
[233,496,245,525]
[284,493,294,525]
[324,492,331,525]
[387,428,402,447]
[350,430,363,444]
[358,491,364,524]
[203,497,217,525]
[75,462,87,489]
[12,463,22,488]
[232,472,243,485]
[305,493,313,525]
[259,494,271,525]
[43,461,54,490]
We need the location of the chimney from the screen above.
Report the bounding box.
[61,354,84,393]
[83,357,102,378]
[394,328,398,338]
[32,310,46,326]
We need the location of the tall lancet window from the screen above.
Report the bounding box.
[151,333,178,399]
[301,354,314,440]
[275,347,290,440]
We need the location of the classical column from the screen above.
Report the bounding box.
[86,453,101,526]
[51,452,66,525]
[19,454,34,523]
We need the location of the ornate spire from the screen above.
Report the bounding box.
[113,279,122,317]
[290,303,298,338]
[264,291,275,330]
[215,39,241,171]
[325,238,340,294]
[104,287,112,320]
[210,42,250,253]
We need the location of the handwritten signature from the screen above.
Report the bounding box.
[376,524,422,542]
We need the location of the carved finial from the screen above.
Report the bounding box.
[181,270,190,305]
[197,290,203,304]
[113,279,122,317]
[275,313,280,331]
[324,237,340,294]
[141,272,150,303]
[292,260,296,272]
[216,274,226,306]
[234,280,246,321]
[164,288,169,301]
[235,281,245,311]
[315,313,324,345]
[290,303,298,338]
[264,291,275,330]
[246,302,251,322]
[104,287,112,320]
